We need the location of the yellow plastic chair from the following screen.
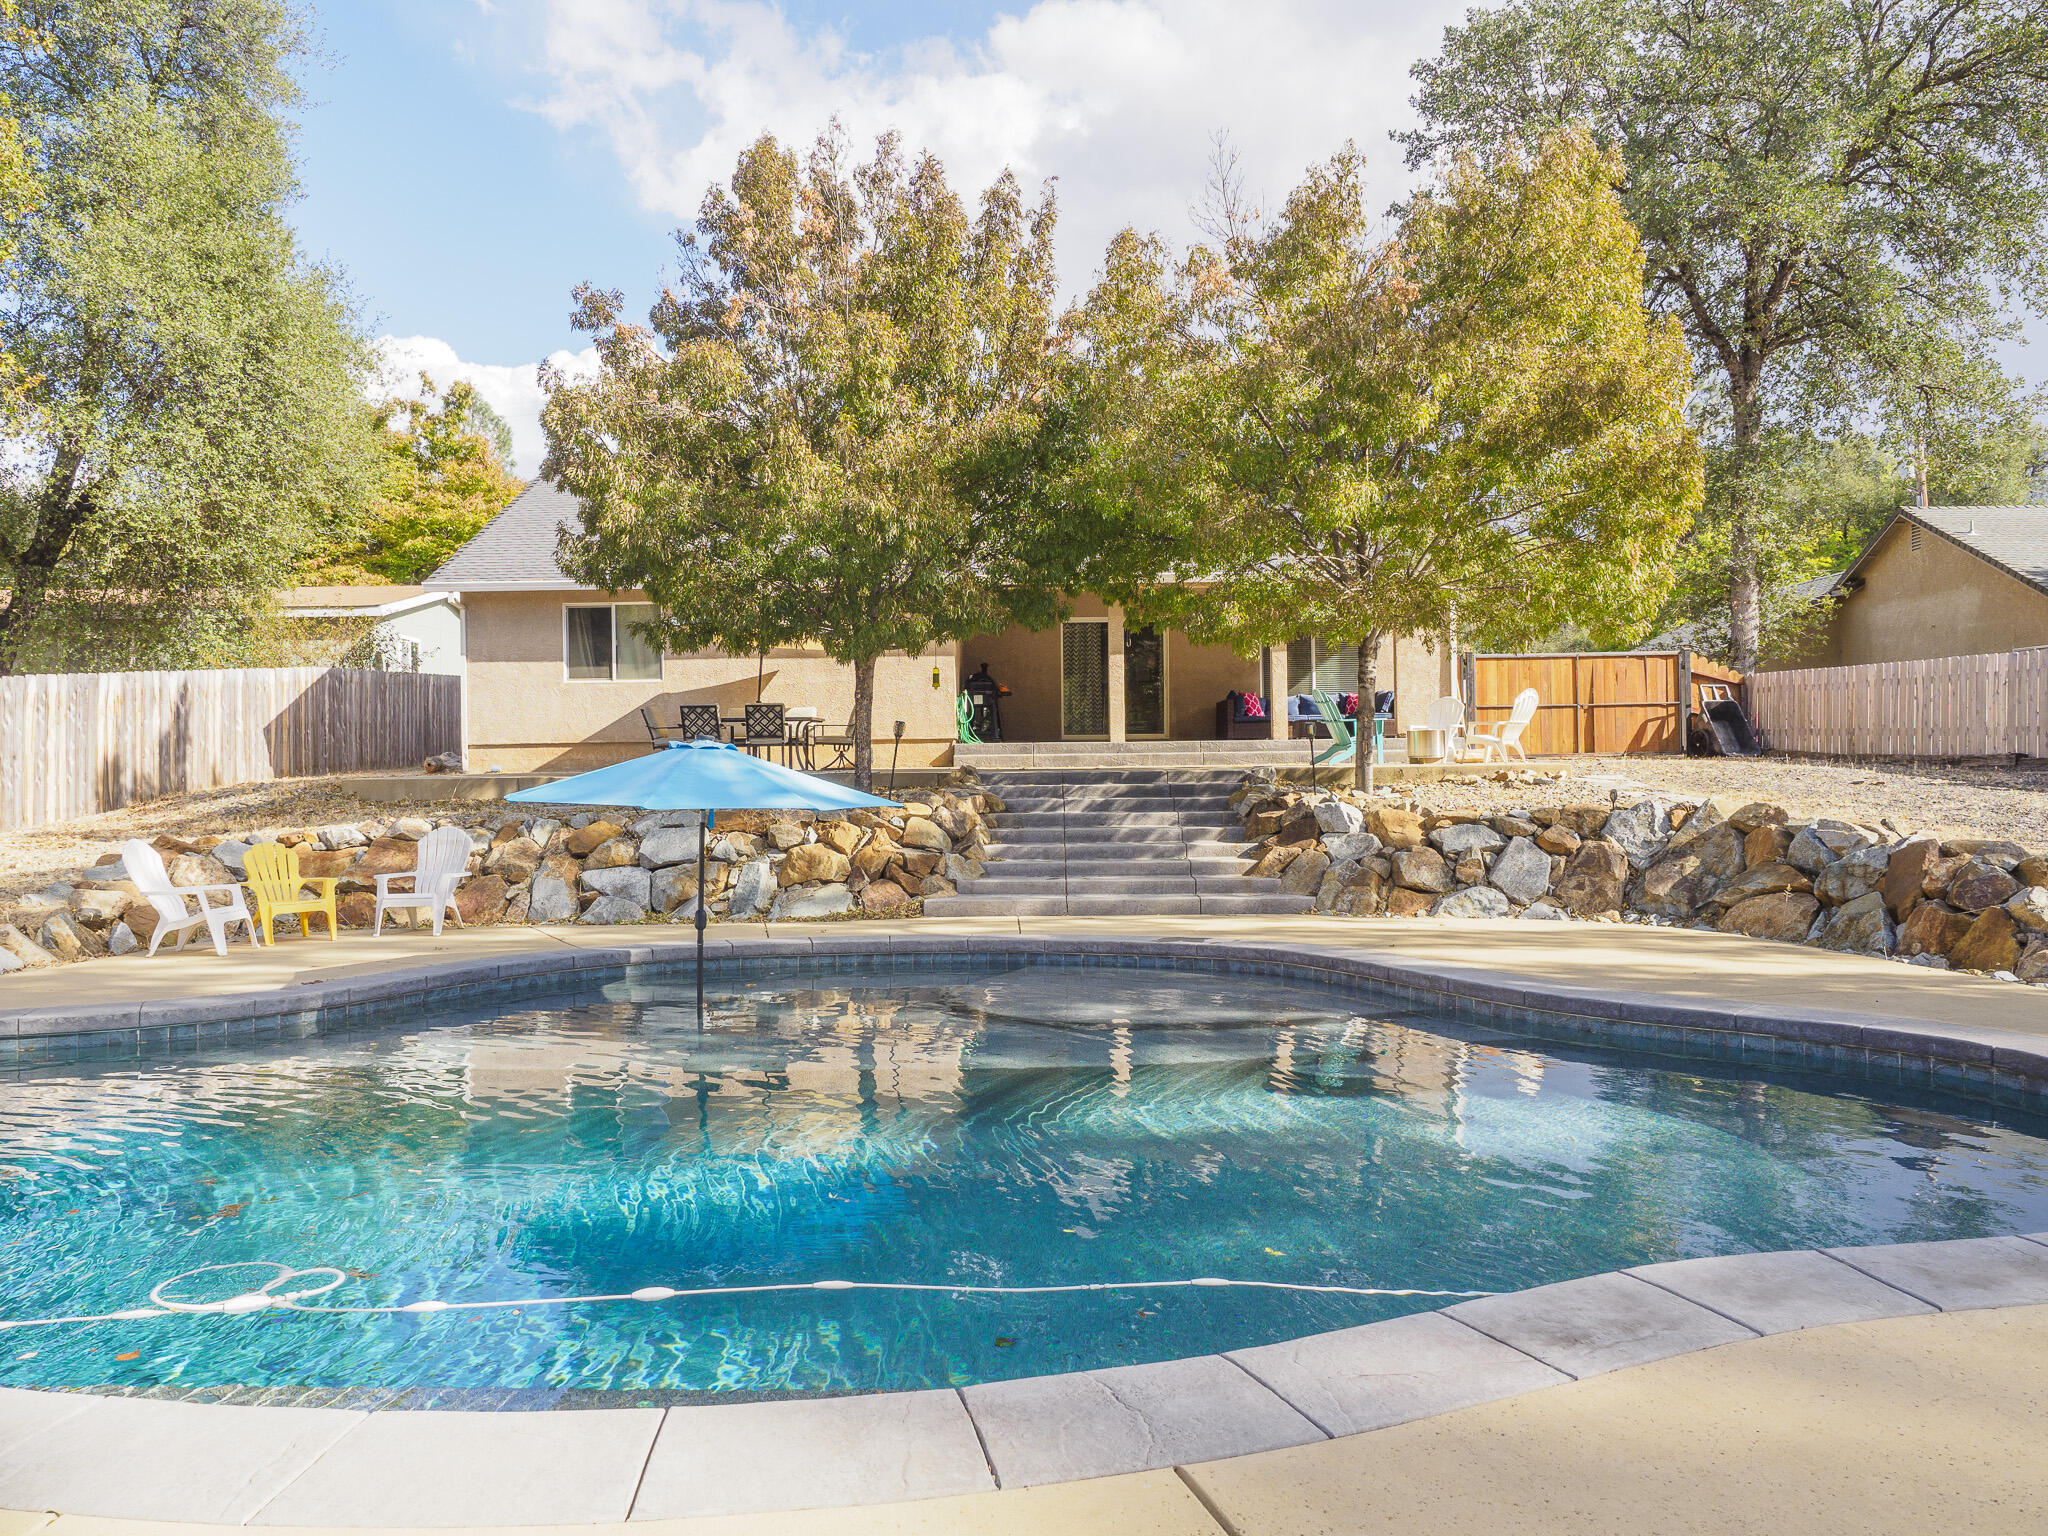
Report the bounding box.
[241,842,340,945]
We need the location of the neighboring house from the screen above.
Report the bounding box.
[277,586,464,674]
[430,481,1458,773]
[1771,505,2048,670]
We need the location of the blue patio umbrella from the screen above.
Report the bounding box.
[506,738,901,1022]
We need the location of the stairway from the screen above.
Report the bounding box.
[922,769,1316,918]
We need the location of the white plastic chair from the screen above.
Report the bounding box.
[122,840,261,957]
[1424,695,1470,762]
[371,825,469,936]
[1467,688,1539,762]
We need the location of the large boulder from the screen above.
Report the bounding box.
[853,831,899,878]
[527,875,579,924]
[1487,837,1552,906]
[2018,942,2048,984]
[296,847,360,880]
[1632,825,1746,918]
[1882,839,1940,919]
[317,823,368,849]
[1328,868,1386,916]
[770,884,855,921]
[1920,853,1968,899]
[1323,831,1382,866]
[1948,906,2021,972]
[1535,824,1581,856]
[583,836,639,870]
[1944,837,2027,871]
[1539,804,1612,837]
[1727,801,1790,834]
[454,876,510,926]
[581,866,653,906]
[637,826,699,869]
[1365,807,1425,850]
[1314,799,1365,836]
[817,821,864,856]
[352,838,420,880]
[727,857,777,919]
[1389,846,1452,894]
[2015,856,2048,889]
[1744,825,1793,869]
[650,866,698,914]
[628,810,699,837]
[1432,885,1512,919]
[1250,843,1303,880]
[564,820,626,856]
[167,852,236,887]
[1817,890,1892,955]
[712,831,764,863]
[1715,891,1821,943]
[1946,860,2020,913]
[1786,820,1878,875]
[859,879,916,911]
[780,844,852,887]
[1281,849,1331,897]
[38,910,105,960]
[579,894,647,925]
[485,837,544,884]
[1898,901,1974,958]
[0,923,55,969]
[67,887,132,928]
[1430,822,1506,858]
[1812,842,1894,907]
[1552,840,1629,915]
[2007,885,2048,933]
[1603,799,1673,870]
[766,820,808,851]
[899,816,949,852]
[1706,860,1813,909]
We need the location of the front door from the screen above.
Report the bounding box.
[1125,625,1166,737]
[1061,621,1109,738]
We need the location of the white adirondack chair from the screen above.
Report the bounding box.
[371,824,470,936]
[1467,688,1539,763]
[1424,694,1470,762]
[122,840,261,957]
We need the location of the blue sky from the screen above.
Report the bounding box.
[290,1,2046,476]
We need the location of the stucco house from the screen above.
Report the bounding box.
[276,586,464,674]
[430,481,1456,773]
[1775,505,2048,670]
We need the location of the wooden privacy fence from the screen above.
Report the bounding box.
[1462,651,1744,755]
[1745,650,2048,761]
[0,667,461,831]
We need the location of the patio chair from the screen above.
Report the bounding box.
[370,824,469,936]
[677,703,723,741]
[811,720,857,772]
[1424,695,1473,762]
[638,705,676,749]
[242,842,340,945]
[122,839,262,957]
[1467,687,1539,763]
[736,702,787,762]
[1308,690,1356,766]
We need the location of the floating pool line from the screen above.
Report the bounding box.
[0,1260,1494,1333]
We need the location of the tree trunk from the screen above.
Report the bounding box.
[1725,383,1764,675]
[850,654,877,793]
[1353,633,1382,795]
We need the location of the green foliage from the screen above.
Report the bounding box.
[1070,132,1700,786]
[307,375,525,585]
[1409,0,2048,671]
[542,129,1080,787]
[0,0,377,673]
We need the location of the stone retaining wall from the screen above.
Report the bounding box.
[0,780,1002,972]
[1232,771,2048,984]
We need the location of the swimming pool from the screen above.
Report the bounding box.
[4,956,2046,1403]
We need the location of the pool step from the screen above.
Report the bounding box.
[927,770,1312,920]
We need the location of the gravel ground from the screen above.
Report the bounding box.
[1393,755,2048,847]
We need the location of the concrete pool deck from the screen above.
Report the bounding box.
[4,915,2048,1530]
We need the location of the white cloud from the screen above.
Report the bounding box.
[372,335,598,478]
[514,0,1466,296]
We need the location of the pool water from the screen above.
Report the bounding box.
[3,958,2047,1401]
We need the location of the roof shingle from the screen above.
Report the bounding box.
[429,480,583,588]
[1901,505,2048,595]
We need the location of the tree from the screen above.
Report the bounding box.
[541,130,1079,788]
[0,0,376,673]
[1408,0,2048,671]
[305,376,525,585]
[1071,132,1699,789]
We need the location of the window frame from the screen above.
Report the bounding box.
[561,601,665,683]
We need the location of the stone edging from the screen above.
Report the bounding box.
[1,935,2047,1525]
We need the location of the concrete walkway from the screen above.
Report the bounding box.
[5,912,2045,1042]
[5,1305,2043,1534]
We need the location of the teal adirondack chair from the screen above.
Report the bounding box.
[1309,690,1356,766]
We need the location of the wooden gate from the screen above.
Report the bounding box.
[1463,652,1743,756]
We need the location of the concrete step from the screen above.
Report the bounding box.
[922,895,1070,917]
[1062,894,1205,916]
[997,810,1189,828]
[955,877,1067,896]
[1197,894,1317,915]
[1064,858,1228,878]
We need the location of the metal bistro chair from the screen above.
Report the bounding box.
[677,703,724,742]
[639,705,677,748]
[736,702,788,762]
[811,720,857,772]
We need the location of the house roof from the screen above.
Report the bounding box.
[1848,505,2048,596]
[429,480,584,590]
[278,585,456,618]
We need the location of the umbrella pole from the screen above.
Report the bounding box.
[695,812,708,1029]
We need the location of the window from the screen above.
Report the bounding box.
[564,603,663,681]
[1286,637,1361,697]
